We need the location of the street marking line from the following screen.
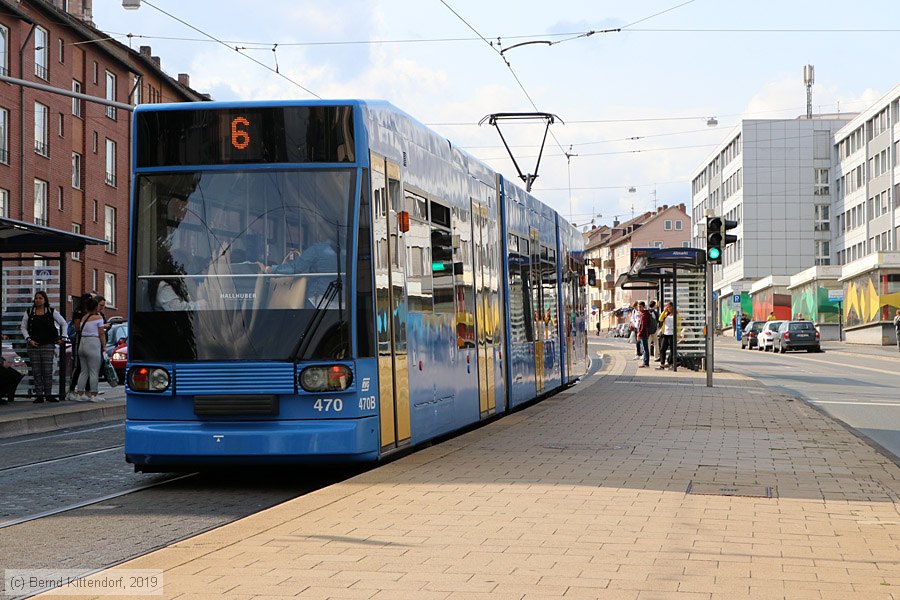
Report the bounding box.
[753,352,900,378]
[812,400,900,407]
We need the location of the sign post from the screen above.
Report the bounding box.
[828,289,844,341]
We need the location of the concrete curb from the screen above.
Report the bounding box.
[0,402,125,438]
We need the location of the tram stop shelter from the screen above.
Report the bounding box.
[0,218,108,401]
[616,247,708,371]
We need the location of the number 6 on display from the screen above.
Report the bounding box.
[231,116,250,150]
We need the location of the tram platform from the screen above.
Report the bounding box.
[0,384,124,439]
[36,342,900,599]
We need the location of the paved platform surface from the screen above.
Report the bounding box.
[39,342,900,600]
[0,384,124,438]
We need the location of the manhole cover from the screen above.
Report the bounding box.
[686,482,775,498]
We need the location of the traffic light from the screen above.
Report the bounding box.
[706,216,738,264]
[587,268,597,286]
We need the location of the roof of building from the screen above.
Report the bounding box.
[1,0,208,101]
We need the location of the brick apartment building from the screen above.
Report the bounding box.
[0,0,206,318]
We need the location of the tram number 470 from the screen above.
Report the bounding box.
[313,398,343,412]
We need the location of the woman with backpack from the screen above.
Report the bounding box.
[20,291,67,403]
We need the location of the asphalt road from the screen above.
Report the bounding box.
[716,342,900,462]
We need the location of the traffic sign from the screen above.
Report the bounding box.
[827,289,844,302]
[733,293,741,305]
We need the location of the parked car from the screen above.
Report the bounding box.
[774,320,821,353]
[740,320,765,349]
[757,320,784,351]
[105,322,129,357]
[110,340,128,383]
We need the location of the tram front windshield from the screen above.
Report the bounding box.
[131,169,354,362]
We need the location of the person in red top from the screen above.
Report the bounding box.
[637,301,651,367]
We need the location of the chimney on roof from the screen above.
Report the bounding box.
[139,46,152,58]
[177,74,191,88]
[678,203,685,211]
[613,219,620,227]
[151,56,161,67]
[83,0,93,24]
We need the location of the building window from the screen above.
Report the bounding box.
[104,272,116,308]
[814,168,830,196]
[34,102,49,156]
[105,71,117,119]
[675,220,683,230]
[72,152,81,188]
[682,241,691,248]
[815,240,830,266]
[105,139,116,186]
[34,27,48,80]
[34,179,48,226]
[71,223,81,261]
[0,24,8,76]
[58,112,64,138]
[131,73,141,105]
[92,131,98,153]
[0,107,8,164]
[57,186,63,211]
[653,241,663,249]
[814,205,830,231]
[0,188,8,217]
[72,80,82,117]
[91,269,97,293]
[92,61,98,85]
[104,206,116,253]
[58,38,64,64]
[664,220,672,230]
[92,199,98,222]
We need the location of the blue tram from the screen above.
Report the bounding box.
[124,100,587,470]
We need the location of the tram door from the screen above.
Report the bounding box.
[530,228,545,395]
[371,154,411,451]
[471,199,495,416]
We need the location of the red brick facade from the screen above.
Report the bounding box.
[0,0,206,318]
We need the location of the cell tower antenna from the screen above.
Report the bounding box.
[804,64,815,119]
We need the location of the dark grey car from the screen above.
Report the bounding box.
[775,321,821,353]
[740,320,764,349]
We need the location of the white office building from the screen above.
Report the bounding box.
[832,84,900,344]
[690,115,855,328]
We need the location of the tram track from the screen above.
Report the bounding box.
[0,445,123,474]
[0,472,195,530]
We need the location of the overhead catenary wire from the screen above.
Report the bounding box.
[131,0,320,99]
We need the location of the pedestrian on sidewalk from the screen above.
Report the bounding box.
[73,297,106,402]
[657,302,675,369]
[0,359,24,405]
[894,309,900,352]
[647,300,660,360]
[637,301,651,368]
[20,291,67,403]
[629,302,641,358]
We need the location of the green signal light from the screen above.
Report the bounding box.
[432,262,447,272]
[708,247,721,260]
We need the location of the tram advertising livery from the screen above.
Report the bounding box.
[125,100,587,470]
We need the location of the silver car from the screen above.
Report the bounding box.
[757,320,784,351]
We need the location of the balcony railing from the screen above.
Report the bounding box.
[34,141,49,156]
[104,172,117,187]
[34,63,48,80]
[105,240,116,254]
[0,148,8,164]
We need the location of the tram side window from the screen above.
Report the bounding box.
[356,169,374,357]
[431,227,454,313]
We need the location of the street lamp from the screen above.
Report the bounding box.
[122,0,141,9]
[707,117,718,127]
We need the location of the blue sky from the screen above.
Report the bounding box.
[93,0,900,229]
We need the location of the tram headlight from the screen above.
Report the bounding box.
[299,365,352,392]
[128,366,171,392]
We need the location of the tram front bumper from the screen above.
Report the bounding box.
[125,416,380,466]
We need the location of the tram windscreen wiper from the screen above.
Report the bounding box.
[293,278,342,360]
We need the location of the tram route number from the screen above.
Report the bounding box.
[313,398,343,412]
[359,395,376,411]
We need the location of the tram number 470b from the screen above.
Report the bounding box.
[313,398,343,412]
